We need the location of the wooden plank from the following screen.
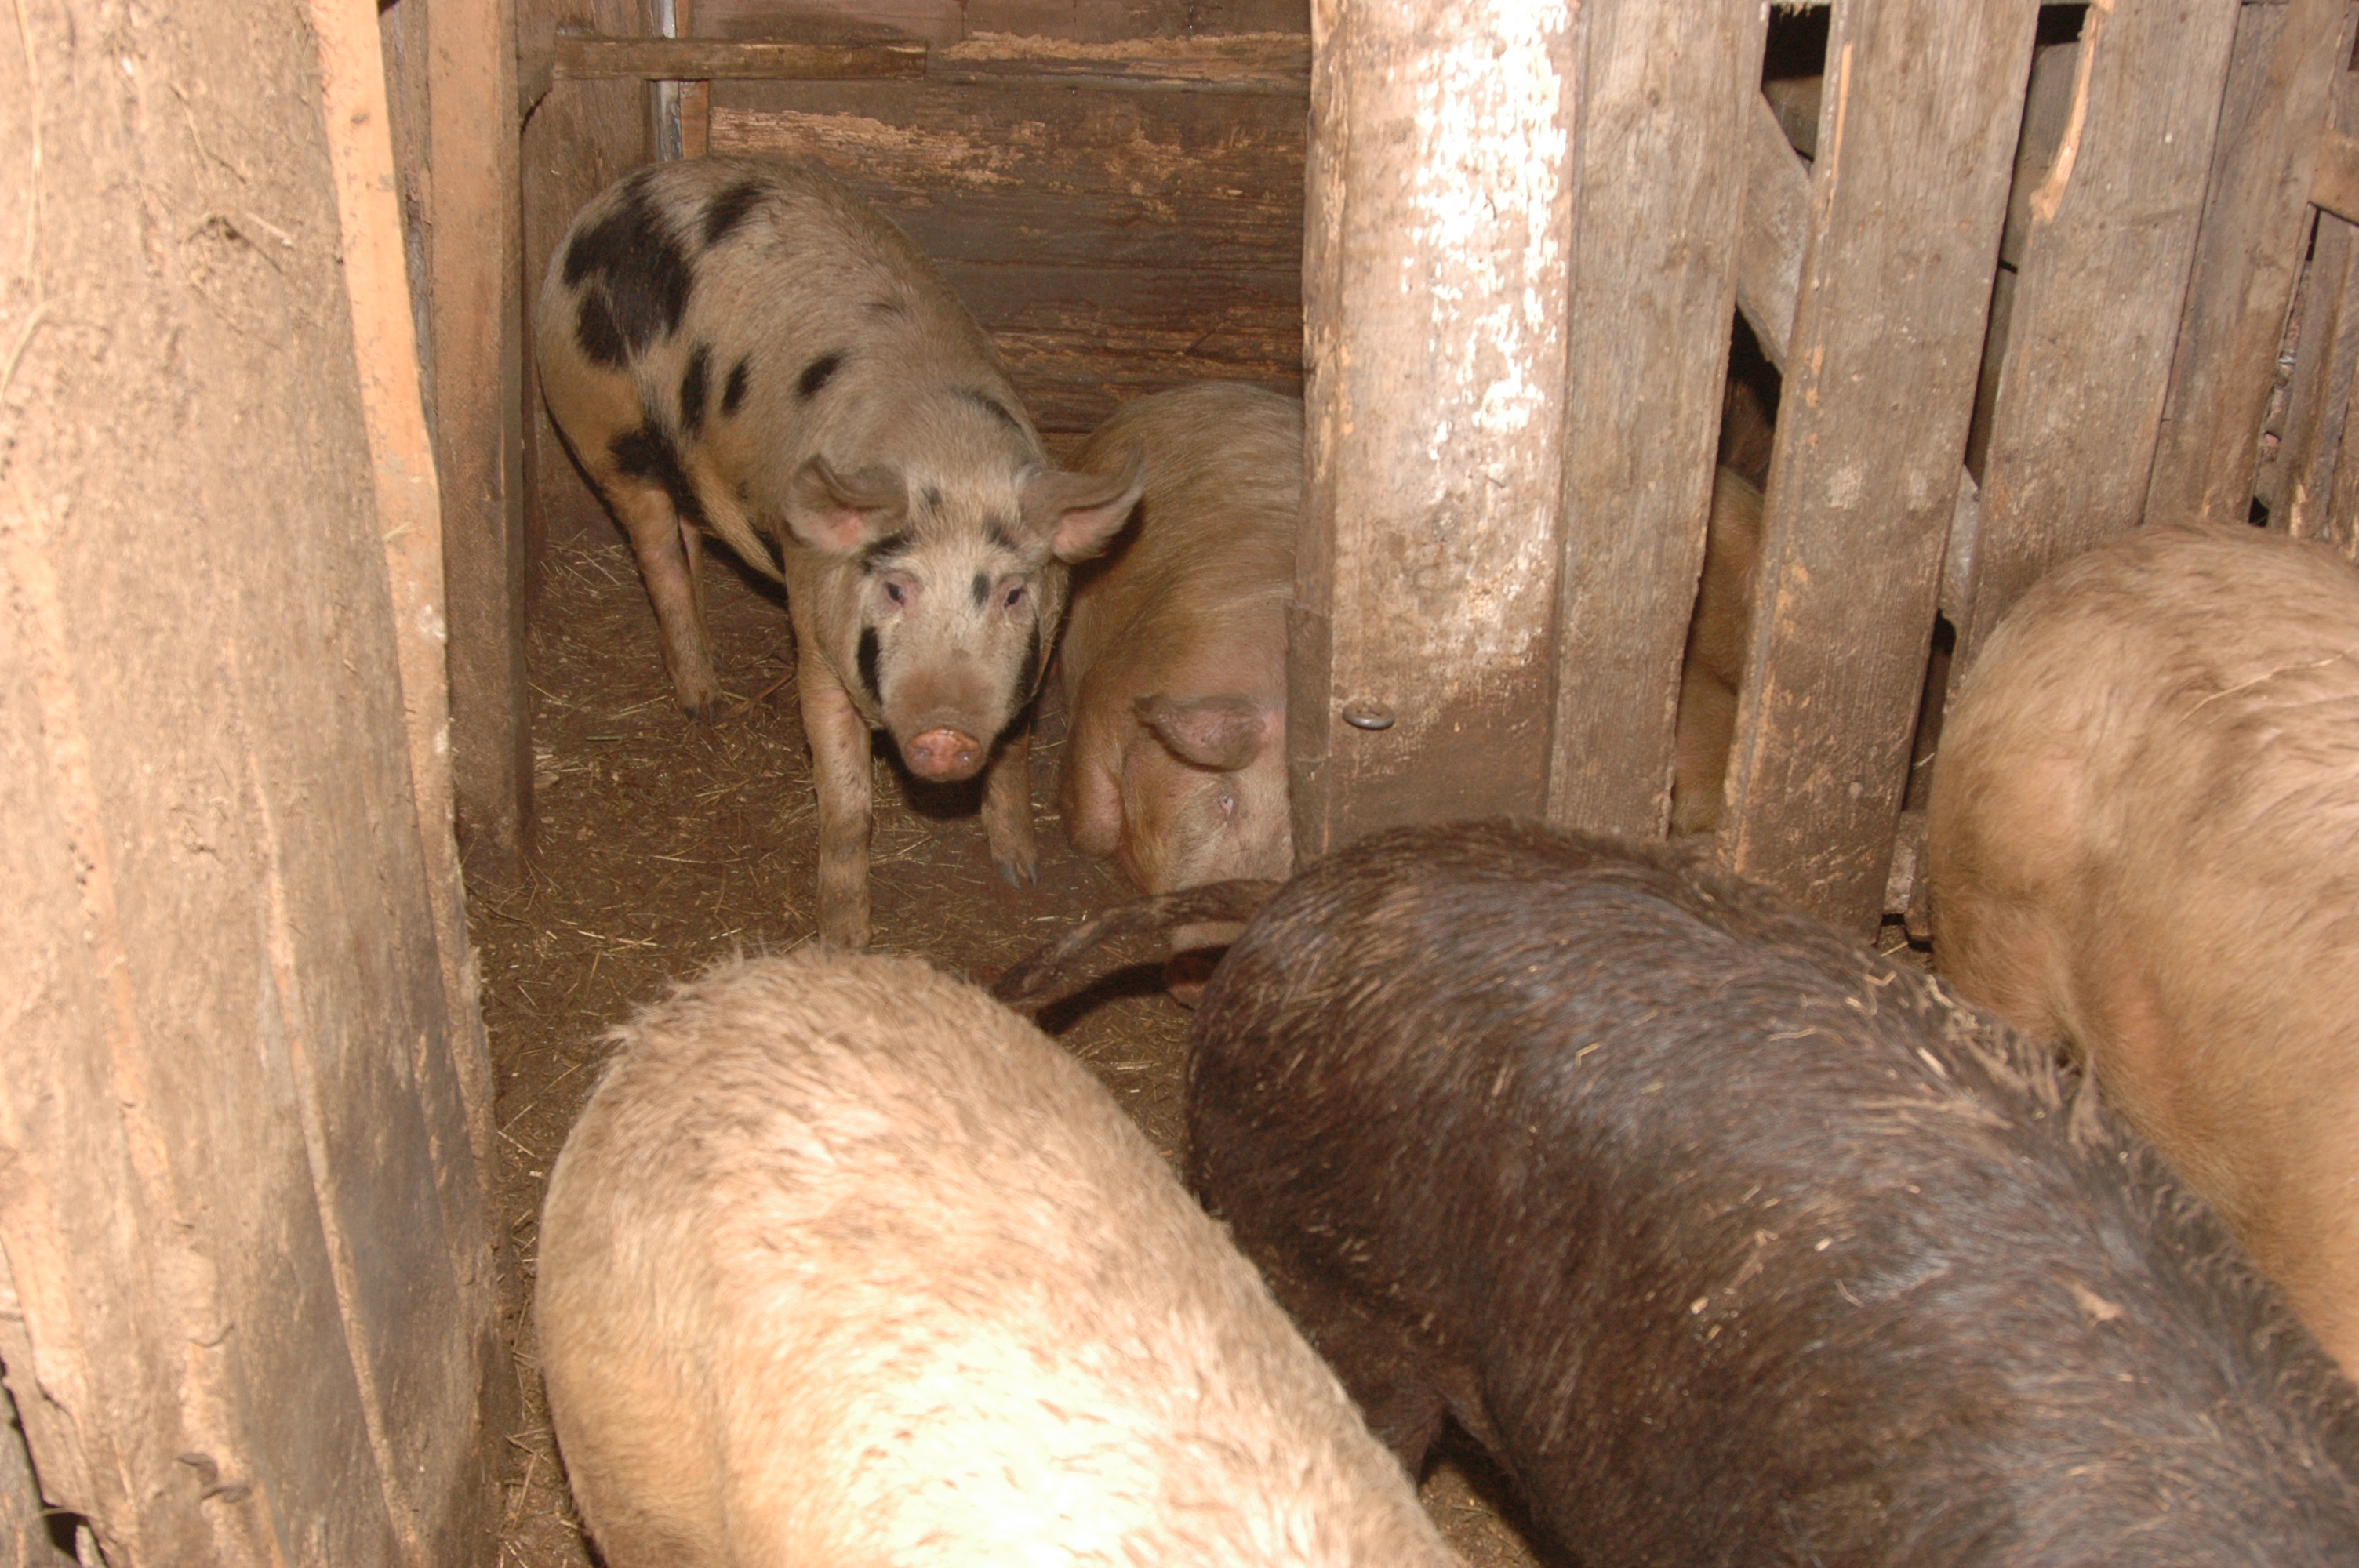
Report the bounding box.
[1957,0,2242,667]
[928,30,1308,91]
[1,0,502,1559]
[522,0,647,549]
[2272,212,2359,542]
[2314,127,2359,221]
[551,35,925,81]
[1717,0,2038,933]
[1291,0,1580,857]
[2143,0,2350,531]
[1736,89,1808,372]
[1543,0,1767,840]
[431,0,536,887]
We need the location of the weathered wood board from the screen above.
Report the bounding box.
[1717,0,2039,933]
[1959,0,2243,664]
[2145,0,2350,532]
[1289,0,1579,855]
[0,0,503,1561]
[1544,0,1768,840]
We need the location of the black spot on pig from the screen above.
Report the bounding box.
[984,519,1019,554]
[608,422,705,529]
[798,353,844,402]
[701,180,766,248]
[678,343,711,437]
[563,175,694,361]
[722,356,751,417]
[923,485,943,512]
[856,626,883,706]
[962,389,1027,437]
[574,292,627,368]
[859,532,914,573]
[865,297,906,318]
[972,573,990,609]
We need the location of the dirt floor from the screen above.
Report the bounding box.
[470,530,1554,1567]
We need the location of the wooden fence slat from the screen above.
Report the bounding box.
[1958,0,2242,666]
[1544,0,1767,839]
[1717,0,2039,933]
[553,35,925,81]
[2270,212,2359,540]
[2143,0,2350,531]
[1736,89,1808,370]
[1290,0,1580,857]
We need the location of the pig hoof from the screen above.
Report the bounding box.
[994,853,1038,889]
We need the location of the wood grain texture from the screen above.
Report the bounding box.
[423,0,538,884]
[1290,0,1579,858]
[1717,0,2038,933]
[2143,0,2350,531]
[0,0,502,1559]
[1958,0,2241,667]
[1736,89,1808,372]
[1544,0,1767,840]
[2270,212,2359,548]
[551,34,926,78]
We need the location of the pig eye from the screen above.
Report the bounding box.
[1218,787,1238,818]
[884,580,906,605]
[1003,583,1026,610]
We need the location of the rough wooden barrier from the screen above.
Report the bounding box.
[1544,0,1768,840]
[1958,0,2243,664]
[2144,0,2349,532]
[1289,0,1579,857]
[1717,0,2039,934]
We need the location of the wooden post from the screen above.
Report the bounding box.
[1544,0,1767,839]
[2144,0,2351,531]
[1957,0,2244,665]
[1717,0,2039,932]
[429,0,536,882]
[1291,0,1580,859]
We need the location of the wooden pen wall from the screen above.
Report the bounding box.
[492,0,2359,944]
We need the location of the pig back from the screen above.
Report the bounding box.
[1187,820,2359,1567]
[536,949,1455,1568]
[1928,523,2359,1380]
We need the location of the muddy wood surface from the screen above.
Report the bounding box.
[474,535,1550,1567]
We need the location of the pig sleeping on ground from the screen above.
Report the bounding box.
[1179,821,2359,1566]
[1058,382,1299,895]
[535,949,1460,1568]
[1928,524,2359,1385]
[536,158,1143,947]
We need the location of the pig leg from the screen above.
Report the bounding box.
[601,476,722,719]
[982,723,1038,887]
[799,660,874,948]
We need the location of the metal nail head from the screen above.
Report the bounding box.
[1341,699,1395,731]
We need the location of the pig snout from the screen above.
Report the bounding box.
[903,725,986,782]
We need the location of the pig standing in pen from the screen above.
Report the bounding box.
[1928,524,2359,1385]
[535,949,1461,1568]
[536,158,1143,947]
[1156,822,2359,1566]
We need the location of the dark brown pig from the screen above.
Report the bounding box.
[1187,820,2359,1566]
[1057,383,1300,899]
[1928,524,2359,1384]
[536,158,1143,946]
[536,949,1461,1568]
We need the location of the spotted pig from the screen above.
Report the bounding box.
[536,158,1142,946]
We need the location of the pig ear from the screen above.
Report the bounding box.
[784,456,907,555]
[1023,447,1147,563]
[1135,693,1268,771]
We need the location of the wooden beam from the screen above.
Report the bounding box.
[2143,0,2350,531]
[1717,0,2039,934]
[554,35,925,81]
[1291,0,1580,858]
[1735,89,1808,373]
[1959,0,2243,667]
[1544,0,1768,840]
[2317,128,2359,223]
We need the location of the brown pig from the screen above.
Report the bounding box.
[1057,383,1301,899]
[1928,523,2359,1382]
[535,949,1461,1568]
[1670,466,1764,835]
[536,158,1143,947]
